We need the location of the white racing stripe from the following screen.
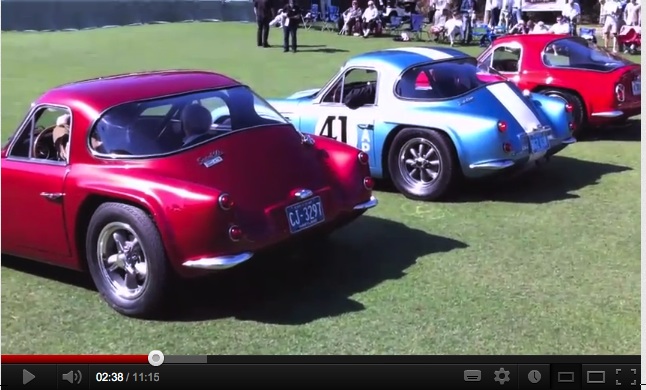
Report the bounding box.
[386,47,454,60]
[486,82,546,162]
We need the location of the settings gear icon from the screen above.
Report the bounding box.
[494,367,510,385]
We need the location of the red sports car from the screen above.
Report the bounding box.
[477,34,641,130]
[1,70,378,318]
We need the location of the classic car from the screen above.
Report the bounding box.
[1,70,377,317]
[476,34,641,130]
[267,47,577,201]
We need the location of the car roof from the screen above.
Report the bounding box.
[494,34,574,46]
[345,47,471,71]
[36,70,241,115]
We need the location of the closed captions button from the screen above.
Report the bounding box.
[464,370,482,382]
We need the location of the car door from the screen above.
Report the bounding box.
[303,67,380,163]
[1,104,73,261]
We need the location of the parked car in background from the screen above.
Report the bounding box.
[1,70,377,318]
[268,47,577,201]
[477,34,641,130]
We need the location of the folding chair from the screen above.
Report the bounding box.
[302,3,320,30]
[407,14,426,40]
[388,16,404,35]
[579,27,597,44]
[472,23,496,47]
[321,5,340,32]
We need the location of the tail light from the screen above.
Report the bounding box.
[363,177,375,190]
[564,103,573,113]
[218,193,234,210]
[497,121,507,132]
[358,151,369,165]
[615,84,625,102]
[502,142,512,153]
[228,225,243,242]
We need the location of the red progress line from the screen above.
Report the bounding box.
[2,355,149,364]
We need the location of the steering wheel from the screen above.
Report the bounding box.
[213,115,231,126]
[32,126,53,159]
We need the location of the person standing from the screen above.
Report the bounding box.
[282,0,301,52]
[490,0,501,27]
[624,0,641,25]
[601,0,622,51]
[459,0,474,44]
[254,0,275,47]
[433,0,448,25]
[428,0,437,25]
[510,0,522,26]
[483,0,492,26]
[562,0,581,35]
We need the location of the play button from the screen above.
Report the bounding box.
[23,369,35,385]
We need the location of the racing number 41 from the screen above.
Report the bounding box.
[318,115,348,143]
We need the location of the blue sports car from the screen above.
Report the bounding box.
[266,47,577,201]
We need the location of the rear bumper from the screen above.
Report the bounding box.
[180,196,377,271]
[589,106,640,124]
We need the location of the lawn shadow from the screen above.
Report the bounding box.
[0,216,467,325]
[169,215,467,324]
[298,47,348,53]
[578,118,641,142]
[376,156,632,204]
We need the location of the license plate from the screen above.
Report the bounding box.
[529,131,550,154]
[285,196,325,234]
[632,81,641,95]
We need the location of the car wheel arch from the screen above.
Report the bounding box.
[381,125,464,179]
[532,85,588,125]
[74,194,169,271]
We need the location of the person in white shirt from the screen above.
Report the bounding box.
[362,1,379,37]
[601,0,622,50]
[433,0,448,25]
[484,0,492,26]
[624,0,641,25]
[549,16,571,34]
[444,11,464,46]
[562,0,580,35]
[499,0,512,28]
[531,20,550,33]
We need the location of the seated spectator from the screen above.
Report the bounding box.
[339,0,363,35]
[429,8,450,41]
[444,11,463,46]
[362,0,380,37]
[531,20,549,33]
[549,15,571,34]
[508,19,529,34]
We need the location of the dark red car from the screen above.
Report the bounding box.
[477,34,641,130]
[1,70,378,318]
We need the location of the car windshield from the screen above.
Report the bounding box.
[89,86,289,157]
[542,37,632,71]
[396,58,498,100]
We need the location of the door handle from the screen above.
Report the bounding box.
[358,124,374,130]
[40,192,64,201]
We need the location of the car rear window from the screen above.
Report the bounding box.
[542,37,633,71]
[395,58,490,100]
[88,86,289,158]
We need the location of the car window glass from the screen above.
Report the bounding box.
[492,46,521,72]
[322,68,378,104]
[8,106,71,162]
[88,86,289,158]
[542,37,631,71]
[141,104,172,116]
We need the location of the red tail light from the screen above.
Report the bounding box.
[615,84,625,102]
[358,151,369,165]
[497,121,507,132]
[502,142,512,153]
[228,225,242,242]
[218,193,234,210]
[363,177,375,190]
[564,103,573,113]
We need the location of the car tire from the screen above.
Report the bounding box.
[86,202,172,318]
[539,88,586,133]
[387,127,458,201]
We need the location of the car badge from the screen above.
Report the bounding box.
[197,150,223,168]
[459,96,474,105]
[294,189,314,200]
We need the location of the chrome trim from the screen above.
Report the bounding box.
[182,252,253,270]
[40,192,64,200]
[469,160,515,170]
[591,110,624,118]
[561,137,577,144]
[218,193,232,210]
[228,226,241,242]
[353,195,378,210]
[294,189,314,200]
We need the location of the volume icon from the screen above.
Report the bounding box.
[62,370,82,384]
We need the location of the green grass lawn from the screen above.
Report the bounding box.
[1,22,641,355]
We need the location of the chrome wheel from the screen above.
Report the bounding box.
[96,222,149,300]
[398,137,442,187]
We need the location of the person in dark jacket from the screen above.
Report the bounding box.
[254,0,275,47]
[282,0,301,52]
